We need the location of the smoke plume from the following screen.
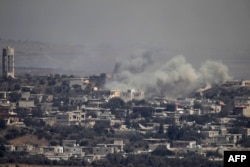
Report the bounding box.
[105,51,231,97]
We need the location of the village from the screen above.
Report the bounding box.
[1,71,250,166]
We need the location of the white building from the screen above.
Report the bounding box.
[234,96,250,117]
[109,89,144,102]
[121,89,144,102]
[222,80,250,87]
[2,46,15,78]
[56,110,85,125]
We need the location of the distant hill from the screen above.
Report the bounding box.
[0,38,88,76]
[0,38,249,78]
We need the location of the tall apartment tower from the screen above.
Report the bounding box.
[2,46,15,78]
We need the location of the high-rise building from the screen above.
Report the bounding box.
[2,46,15,78]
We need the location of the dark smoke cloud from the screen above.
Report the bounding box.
[105,50,231,97]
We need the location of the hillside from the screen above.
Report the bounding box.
[9,134,49,146]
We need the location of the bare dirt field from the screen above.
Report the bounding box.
[9,134,49,146]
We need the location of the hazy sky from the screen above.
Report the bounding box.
[0,0,250,76]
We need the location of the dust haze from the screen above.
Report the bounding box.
[0,0,249,88]
[106,51,231,97]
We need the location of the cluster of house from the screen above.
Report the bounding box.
[68,77,145,102]
[4,116,250,162]
[221,80,250,87]
[1,77,250,161]
[5,139,124,162]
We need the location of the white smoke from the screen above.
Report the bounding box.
[105,51,231,97]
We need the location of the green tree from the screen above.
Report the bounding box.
[125,118,131,128]
[106,97,126,111]
[152,145,174,156]
[9,92,21,102]
[206,151,222,158]
[128,99,150,106]
[72,84,82,90]
[45,87,53,94]
[106,153,124,165]
[4,128,23,140]
[48,79,56,86]
[124,144,135,153]
[14,84,21,91]
[32,108,44,117]
[238,137,250,147]
[39,79,46,85]
[158,123,164,134]
[0,119,6,129]
[93,120,110,135]
[167,125,179,140]
[0,143,6,157]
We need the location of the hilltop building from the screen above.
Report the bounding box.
[222,80,250,87]
[234,96,250,117]
[2,46,15,78]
